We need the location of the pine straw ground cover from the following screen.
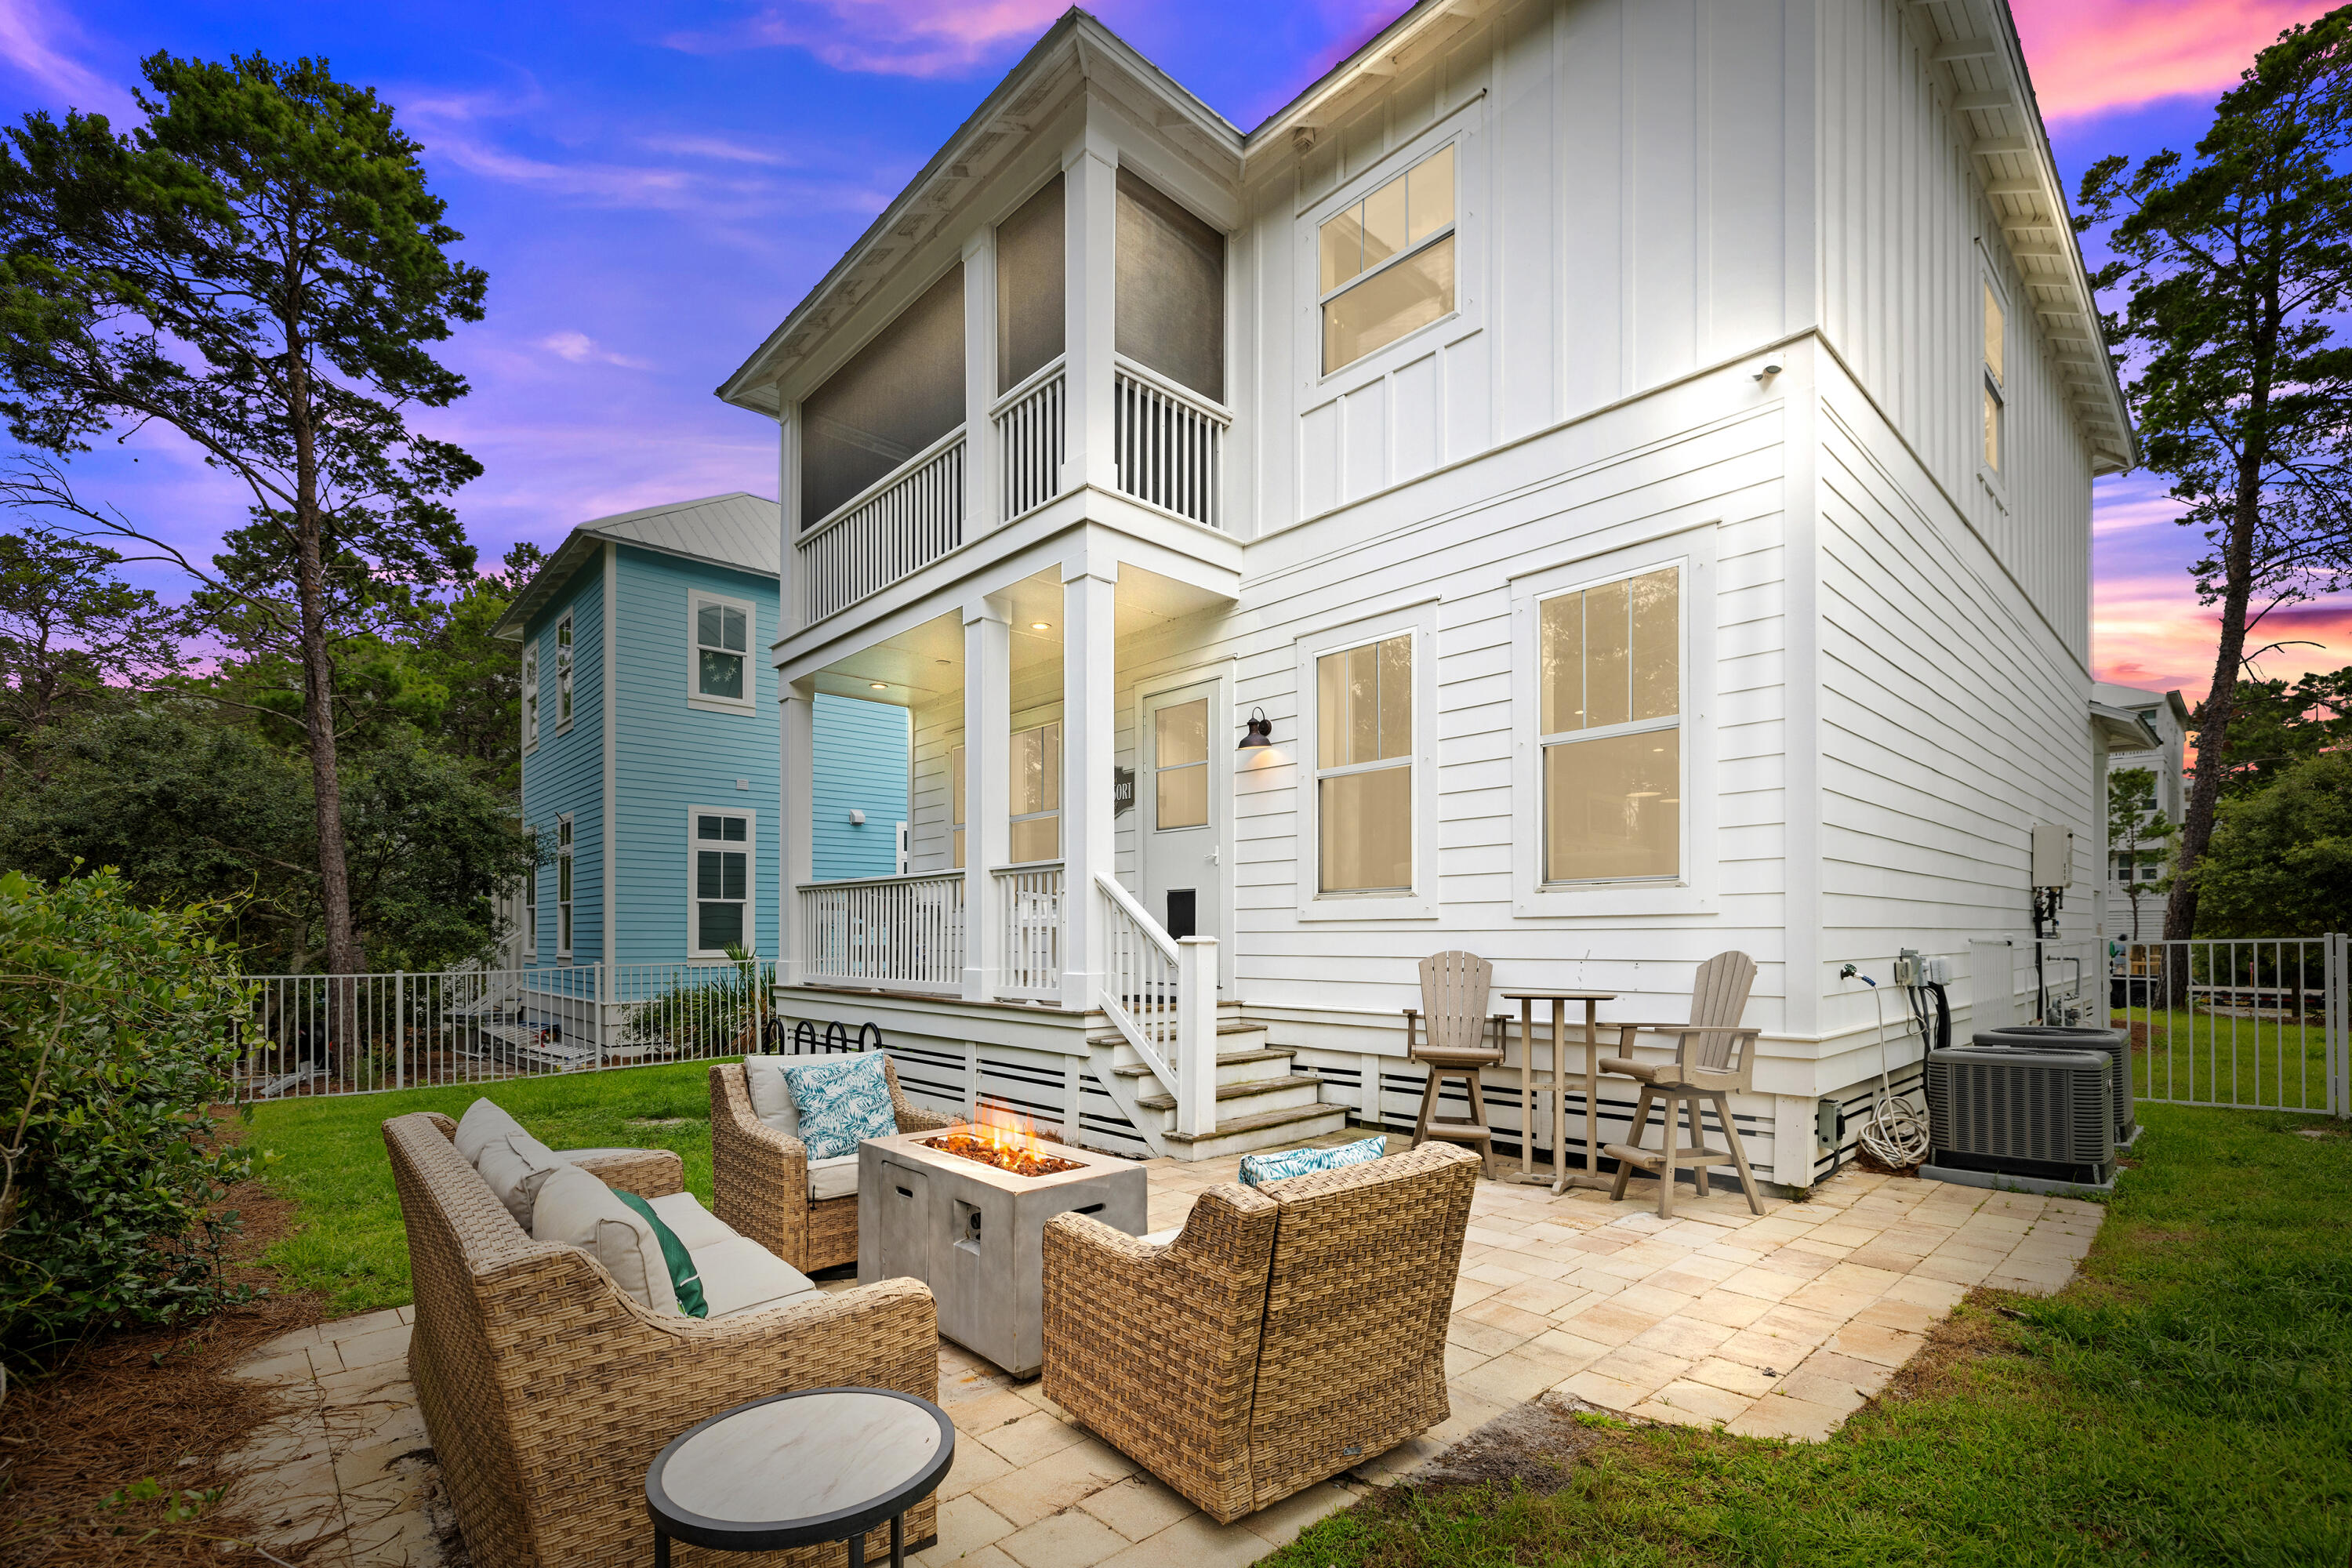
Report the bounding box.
[0,1169,328,1568]
[1268,1105,2352,1568]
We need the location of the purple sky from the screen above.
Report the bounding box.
[0,0,2338,700]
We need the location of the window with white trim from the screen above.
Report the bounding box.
[1319,144,1455,375]
[693,811,751,955]
[693,593,751,706]
[1537,568,1680,883]
[554,614,575,730]
[1314,635,1413,892]
[555,815,574,959]
[522,839,538,960]
[522,644,539,750]
[950,744,967,869]
[1982,280,2006,476]
[1008,722,1060,863]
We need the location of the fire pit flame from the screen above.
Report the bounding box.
[923,1098,1085,1178]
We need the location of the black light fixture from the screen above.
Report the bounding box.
[1238,707,1274,750]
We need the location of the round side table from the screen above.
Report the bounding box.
[645,1387,954,1568]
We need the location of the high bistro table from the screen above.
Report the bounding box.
[645,1387,954,1568]
[1499,990,1617,1196]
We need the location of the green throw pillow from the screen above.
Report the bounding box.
[614,1191,708,1318]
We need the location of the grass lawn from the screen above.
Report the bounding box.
[245,1060,728,1316]
[1271,1103,2352,1568]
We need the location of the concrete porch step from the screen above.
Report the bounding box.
[1160,1101,1352,1156]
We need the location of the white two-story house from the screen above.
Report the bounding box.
[717,0,2135,1182]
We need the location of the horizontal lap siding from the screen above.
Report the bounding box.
[611,549,780,962]
[519,562,607,967]
[812,695,911,880]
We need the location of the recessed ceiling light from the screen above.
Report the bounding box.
[1030,621,1052,631]
[869,681,887,690]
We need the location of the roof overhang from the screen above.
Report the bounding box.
[2091,702,2162,752]
[491,526,778,641]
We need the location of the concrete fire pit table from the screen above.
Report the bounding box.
[856,1125,1146,1378]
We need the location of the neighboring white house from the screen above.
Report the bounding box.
[718,0,2136,1183]
[2092,681,2187,943]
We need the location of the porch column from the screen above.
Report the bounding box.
[779,681,815,987]
[962,597,1011,1001]
[1062,129,1118,495]
[1060,552,1117,1011]
[961,227,997,534]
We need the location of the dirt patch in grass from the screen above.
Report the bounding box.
[0,1168,328,1568]
[1402,1396,1624,1496]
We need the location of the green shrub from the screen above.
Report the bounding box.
[0,869,257,1364]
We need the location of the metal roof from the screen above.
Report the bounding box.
[492,492,779,640]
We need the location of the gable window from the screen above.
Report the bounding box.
[554,614,575,730]
[1008,722,1061,864]
[1539,568,1680,883]
[1319,144,1456,374]
[692,593,753,709]
[693,811,752,955]
[1316,635,1413,892]
[556,815,575,960]
[950,743,967,869]
[522,644,539,750]
[1982,280,2005,476]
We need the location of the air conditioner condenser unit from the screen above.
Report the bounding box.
[1922,1045,2115,1195]
[1972,1025,2136,1148]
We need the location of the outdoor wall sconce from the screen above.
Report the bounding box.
[1238,708,1274,750]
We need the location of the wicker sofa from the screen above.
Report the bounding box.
[1040,1142,1479,1523]
[709,1056,955,1273]
[385,1110,939,1568]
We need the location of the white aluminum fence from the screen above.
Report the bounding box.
[797,431,966,622]
[2108,937,2347,1116]
[798,871,966,993]
[1112,360,1227,530]
[994,862,1064,1000]
[996,363,1065,521]
[234,960,776,1100]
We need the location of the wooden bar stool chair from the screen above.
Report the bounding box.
[1599,951,1766,1218]
[1403,950,1508,1179]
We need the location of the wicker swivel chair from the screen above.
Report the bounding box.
[1403,950,1508,1178]
[1599,950,1766,1218]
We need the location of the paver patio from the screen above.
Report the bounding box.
[225,1156,2102,1568]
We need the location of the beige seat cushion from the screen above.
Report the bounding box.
[646,1191,735,1252]
[741,1057,800,1138]
[690,1236,817,1317]
[530,1163,680,1315]
[808,1154,859,1203]
[475,1131,568,1228]
[454,1098,528,1166]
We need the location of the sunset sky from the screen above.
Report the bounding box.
[0,0,2339,704]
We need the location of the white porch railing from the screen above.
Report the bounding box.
[1113,358,1229,531]
[1097,874,1218,1136]
[798,871,965,993]
[797,430,966,622]
[993,862,1063,1000]
[995,361,1065,521]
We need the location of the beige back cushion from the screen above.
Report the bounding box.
[530,1163,680,1315]
[474,1131,568,1229]
[741,1056,800,1138]
[454,1098,528,1166]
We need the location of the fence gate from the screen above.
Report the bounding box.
[2109,936,2350,1117]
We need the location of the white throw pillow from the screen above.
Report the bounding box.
[530,1163,681,1315]
[741,1056,800,1138]
[475,1131,568,1229]
[453,1098,527,1166]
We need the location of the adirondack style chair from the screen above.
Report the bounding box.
[1403,951,1508,1178]
[1599,951,1766,1218]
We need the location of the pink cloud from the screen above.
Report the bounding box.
[0,0,134,119]
[2012,0,2329,122]
[666,0,1073,78]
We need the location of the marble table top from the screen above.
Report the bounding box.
[659,1391,945,1526]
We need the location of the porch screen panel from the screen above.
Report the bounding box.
[1540,568,1680,882]
[1316,635,1412,893]
[799,263,966,528]
[1115,169,1224,403]
[997,176,1065,394]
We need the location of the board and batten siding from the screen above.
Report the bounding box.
[608,546,780,962]
[518,557,607,967]
[811,695,912,880]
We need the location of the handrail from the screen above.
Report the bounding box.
[796,869,964,892]
[1112,354,1234,423]
[1097,873,1177,961]
[989,354,1069,419]
[1096,873,1180,1091]
[797,423,968,546]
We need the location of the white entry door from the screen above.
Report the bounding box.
[1138,680,1223,971]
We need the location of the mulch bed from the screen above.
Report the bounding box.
[2,1155,328,1568]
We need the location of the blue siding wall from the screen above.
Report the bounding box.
[813,695,910,880]
[517,555,607,967]
[610,546,781,964]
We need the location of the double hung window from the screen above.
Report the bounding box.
[950,744,967,869]
[556,815,575,959]
[1537,568,1680,883]
[1982,281,2006,476]
[694,813,750,954]
[1316,636,1413,893]
[554,615,574,730]
[1319,145,1456,374]
[522,644,539,750]
[695,594,751,706]
[1008,722,1061,864]
[522,844,538,959]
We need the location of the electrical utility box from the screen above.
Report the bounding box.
[2031,824,2074,889]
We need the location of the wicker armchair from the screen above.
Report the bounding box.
[385,1111,938,1568]
[1040,1142,1479,1523]
[710,1056,956,1273]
